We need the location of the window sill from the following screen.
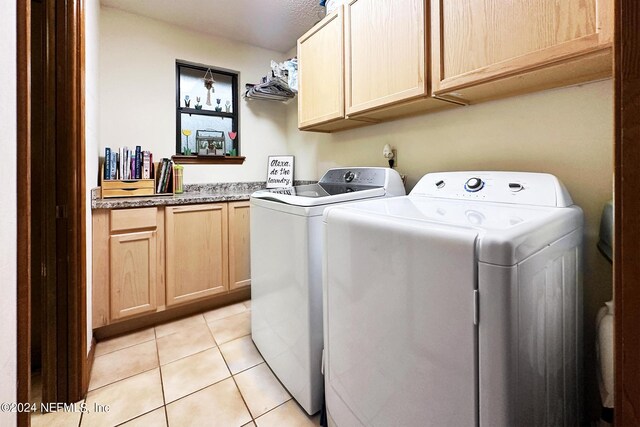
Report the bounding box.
[171,155,246,165]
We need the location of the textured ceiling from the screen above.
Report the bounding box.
[100,0,326,53]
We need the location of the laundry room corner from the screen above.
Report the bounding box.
[285,78,614,422]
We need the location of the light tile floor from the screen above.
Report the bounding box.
[31,300,320,427]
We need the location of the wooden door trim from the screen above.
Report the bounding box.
[16,0,87,422]
[17,0,32,425]
[614,0,640,424]
[56,0,87,403]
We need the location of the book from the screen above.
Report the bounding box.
[110,151,117,180]
[119,147,124,180]
[156,159,168,193]
[142,151,151,179]
[163,161,173,193]
[135,146,142,179]
[104,147,111,180]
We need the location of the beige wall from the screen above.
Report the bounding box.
[99,7,289,185]
[0,1,18,425]
[86,0,100,351]
[286,79,614,417]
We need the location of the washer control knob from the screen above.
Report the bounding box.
[344,171,355,182]
[509,182,523,192]
[435,180,445,189]
[465,177,484,192]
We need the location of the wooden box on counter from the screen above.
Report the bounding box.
[100,162,174,198]
[101,179,155,198]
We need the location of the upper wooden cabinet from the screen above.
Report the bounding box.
[298,7,355,132]
[345,0,439,117]
[298,2,455,132]
[431,0,613,103]
[228,201,251,290]
[165,204,229,306]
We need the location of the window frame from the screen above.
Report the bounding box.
[174,60,244,164]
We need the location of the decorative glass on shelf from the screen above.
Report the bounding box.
[175,61,240,161]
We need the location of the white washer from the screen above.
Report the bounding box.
[323,171,583,427]
[250,167,405,415]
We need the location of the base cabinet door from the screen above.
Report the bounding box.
[165,204,229,306]
[228,201,251,290]
[110,231,158,320]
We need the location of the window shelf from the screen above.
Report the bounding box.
[179,107,234,119]
[171,155,246,165]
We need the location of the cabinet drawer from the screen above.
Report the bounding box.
[110,207,157,233]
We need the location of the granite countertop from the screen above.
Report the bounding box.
[92,181,315,209]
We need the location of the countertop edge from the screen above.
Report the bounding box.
[91,180,316,210]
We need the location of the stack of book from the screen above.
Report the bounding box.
[155,158,174,194]
[103,146,154,181]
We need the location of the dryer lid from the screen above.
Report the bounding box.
[323,196,583,266]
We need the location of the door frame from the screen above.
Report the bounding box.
[16,0,87,424]
[614,0,640,425]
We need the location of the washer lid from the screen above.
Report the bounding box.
[323,196,583,266]
[251,184,386,207]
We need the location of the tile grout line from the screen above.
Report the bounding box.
[214,310,255,424]
[111,330,165,427]
[252,397,295,424]
[154,327,171,427]
[86,364,160,395]
[94,335,156,358]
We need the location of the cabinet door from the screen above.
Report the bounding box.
[432,0,612,103]
[165,204,229,306]
[345,0,427,116]
[298,8,345,129]
[228,201,251,290]
[110,231,157,320]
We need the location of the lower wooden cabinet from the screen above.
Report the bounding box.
[165,204,229,306]
[92,201,251,328]
[228,201,251,290]
[110,230,157,320]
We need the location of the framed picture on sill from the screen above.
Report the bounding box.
[266,155,294,188]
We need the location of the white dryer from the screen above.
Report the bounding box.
[323,171,583,427]
[250,167,405,415]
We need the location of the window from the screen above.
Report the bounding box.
[174,61,243,164]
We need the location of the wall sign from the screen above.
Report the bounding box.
[266,155,294,188]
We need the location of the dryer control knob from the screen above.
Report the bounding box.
[465,177,484,192]
[344,171,355,182]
